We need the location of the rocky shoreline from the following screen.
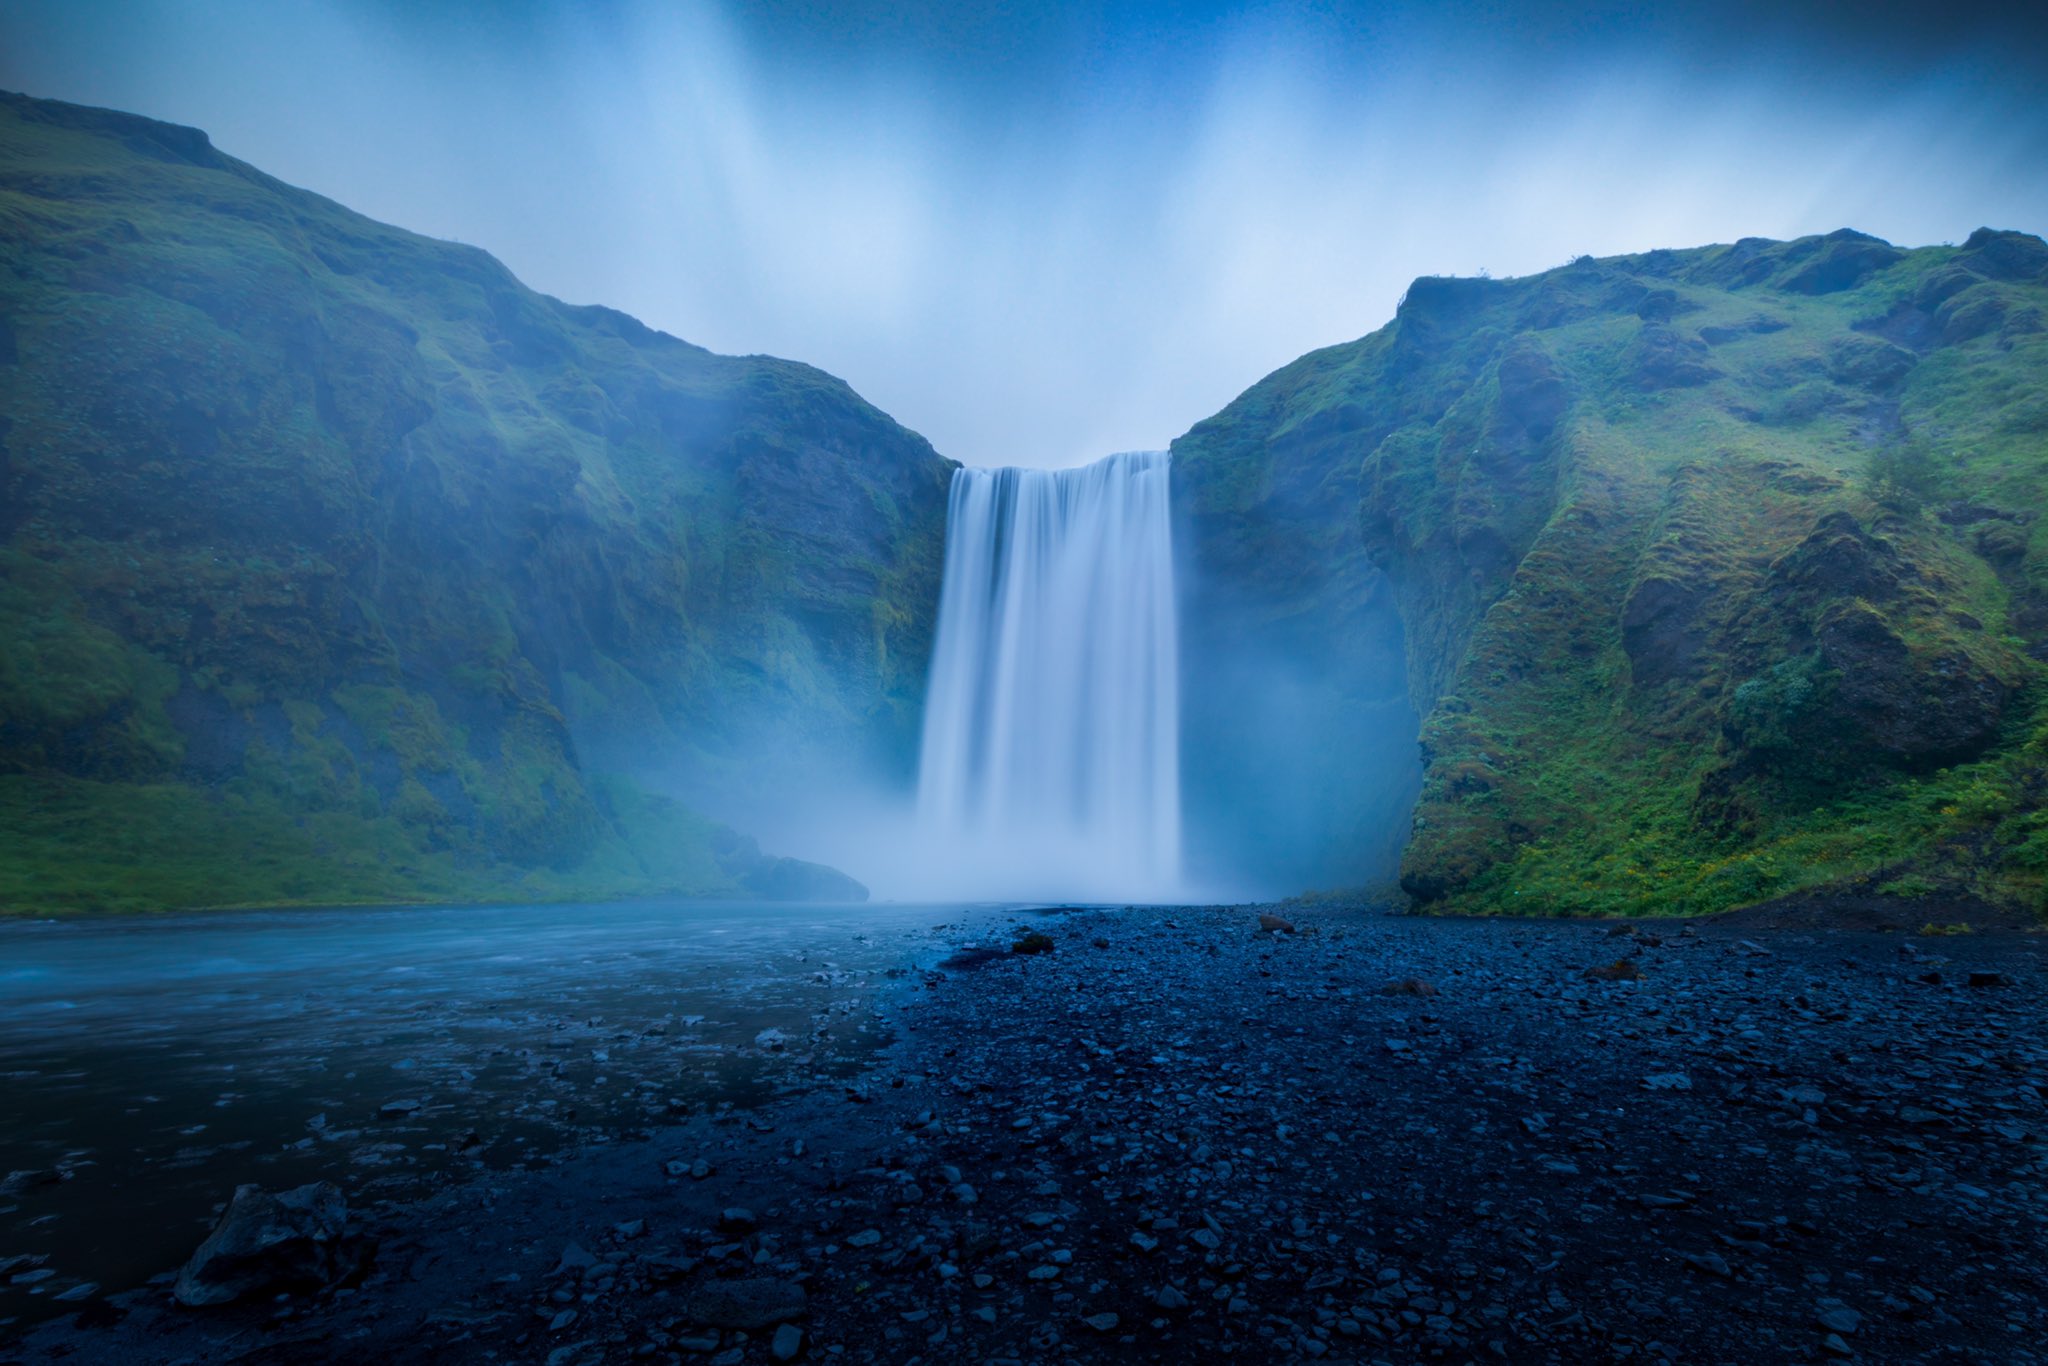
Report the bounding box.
[8,901,2048,1365]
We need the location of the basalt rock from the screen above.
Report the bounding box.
[173,1182,368,1307]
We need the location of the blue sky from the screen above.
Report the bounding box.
[5,1,2045,467]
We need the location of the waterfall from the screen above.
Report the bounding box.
[915,450,1182,902]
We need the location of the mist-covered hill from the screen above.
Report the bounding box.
[10,91,2048,921]
[1175,224,2048,915]
[0,92,952,911]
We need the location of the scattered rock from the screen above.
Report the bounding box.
[684,1278,807,1330]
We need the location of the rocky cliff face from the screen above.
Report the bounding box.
[1176,227,2048,915]
[0,92,950,911]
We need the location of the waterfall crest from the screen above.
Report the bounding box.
[916,451,1182,901]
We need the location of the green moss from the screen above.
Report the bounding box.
[0,91,946,913]
[1175,226,2048,919]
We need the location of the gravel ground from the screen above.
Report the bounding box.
[9,902,2048,1365]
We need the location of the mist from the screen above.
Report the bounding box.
[4,1,2043,470]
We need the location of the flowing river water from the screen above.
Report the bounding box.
[0,898,1027,1327]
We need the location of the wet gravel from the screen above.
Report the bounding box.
[9,901,2048,1365]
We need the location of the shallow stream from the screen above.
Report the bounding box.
[0,897,1021,1326]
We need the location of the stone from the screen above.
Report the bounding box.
[173,1182,366,1307]
[552,1242,597,1276]
[772,1322,804,1360]
[684,1278,807,1330]
[1682,1251,1731,1278]
[1816,1302,1862,1335]
[1083,1312,1120,1332]
[1258,915,1295,934]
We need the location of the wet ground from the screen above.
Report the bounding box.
[0,899,992,1329]
[6,901,2048,1364]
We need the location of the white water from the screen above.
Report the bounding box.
[914,450,1183,901]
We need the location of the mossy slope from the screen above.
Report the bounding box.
[0,92,951,911]
[1174,227,2048,916]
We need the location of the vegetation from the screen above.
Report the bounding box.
[0,92,951,912]
[1174,227,2048,918]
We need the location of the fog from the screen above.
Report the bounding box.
[4,1,2044,469]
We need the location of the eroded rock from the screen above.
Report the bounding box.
[173,1182,366,1307]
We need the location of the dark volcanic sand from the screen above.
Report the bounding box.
[8,903,2048,1365]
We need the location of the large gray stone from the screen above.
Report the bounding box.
[174,1182,367,1307]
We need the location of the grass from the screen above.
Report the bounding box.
[1173,226,2048,919]
[0,90,947,913]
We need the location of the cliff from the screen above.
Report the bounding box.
[0,92,952,910]
[1175,226,2048,915]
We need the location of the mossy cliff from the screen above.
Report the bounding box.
[0,92,951,912]
[1175,227,2048,916]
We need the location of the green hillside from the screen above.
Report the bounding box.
[1175,226,2048,916]
[0,92,952,912]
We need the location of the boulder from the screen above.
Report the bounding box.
[174,1182,366,1307]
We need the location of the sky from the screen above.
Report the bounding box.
[4,1,2046,469]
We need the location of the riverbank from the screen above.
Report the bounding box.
[8,901,2047,1364]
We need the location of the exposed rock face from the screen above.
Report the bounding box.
[173,1182,367,1307]
[0,91,948,910]
[1814,605,2010,768]
[1173,226,2048,915]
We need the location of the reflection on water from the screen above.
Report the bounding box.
[0,898,1006,1327]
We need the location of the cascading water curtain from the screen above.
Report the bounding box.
[916,450,1182,901]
